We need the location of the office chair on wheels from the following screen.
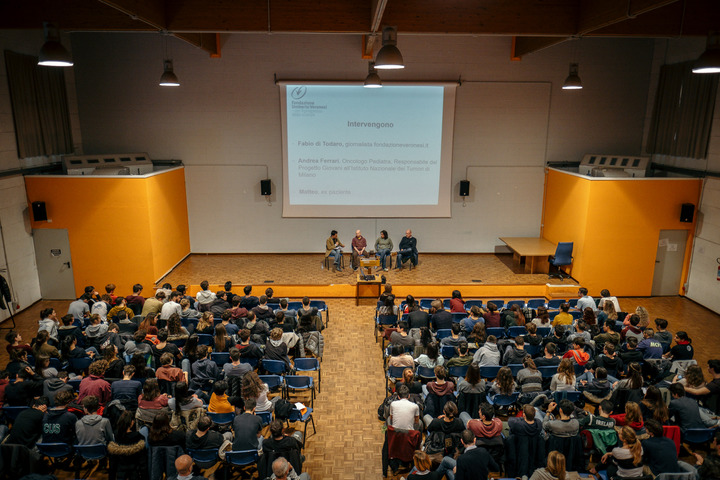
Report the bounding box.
[548,242,573,280]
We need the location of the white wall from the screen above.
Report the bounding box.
[687,177,720,313]
[70,33,655,253]
[0,29,81,313]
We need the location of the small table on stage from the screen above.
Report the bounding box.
[499,237,557,274]
[356,273,382,306]
[360,257,380,276]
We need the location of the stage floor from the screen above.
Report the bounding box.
[162,253,570,287]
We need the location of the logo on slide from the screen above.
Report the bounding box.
[291,86,307,99]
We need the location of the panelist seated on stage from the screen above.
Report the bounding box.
[374,230,393,272]
[351,230,369,271]
[396,229,418,270]
[325,230,345,272]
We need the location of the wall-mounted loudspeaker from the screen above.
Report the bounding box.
[680,203,694,223]
[459,180,470,197]
[260,180,272,196]
[32,201,47,222]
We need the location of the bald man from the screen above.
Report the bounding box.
[396,229,418,270]
[351,229,369,271]
[271,456,311,480]
[171,454,205,480]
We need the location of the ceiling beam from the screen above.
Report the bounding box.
[513,36,569,57]
[96,0,167,30]
[364,0,388,58]
[174,32,221,57]
[576,0,680,35]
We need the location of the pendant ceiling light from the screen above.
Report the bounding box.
[159,59,180,87]
[364,62,382,88]
[693,32,720,74]
[38,22,73,67]
[374,26,404,70]
[562,63,583,90]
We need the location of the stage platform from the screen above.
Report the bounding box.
[161,253,578,300]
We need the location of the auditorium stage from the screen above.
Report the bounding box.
[161,253,578,300]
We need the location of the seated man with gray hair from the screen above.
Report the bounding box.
[271,456,311,480]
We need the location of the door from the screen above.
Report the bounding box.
[33,229,76,299]
[651,229,688,296]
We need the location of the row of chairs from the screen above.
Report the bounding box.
[389,298,583,312]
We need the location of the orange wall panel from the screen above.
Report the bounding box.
[542,169,701,297]
[25,168,190,297]
[145,168,191,281]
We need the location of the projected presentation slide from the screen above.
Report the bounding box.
[280,83,456,218]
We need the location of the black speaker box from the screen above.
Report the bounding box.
[32,201,47,222]
[260,179,272,196]
[680,203,694,223]
[459,180,470,197]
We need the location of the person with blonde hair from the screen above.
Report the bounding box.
[597,300,618,329]
[264,327,293,369]
[530,450,581,480]
[550,358,576,392]
[595,426,644,478]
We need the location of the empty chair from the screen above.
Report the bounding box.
[287,301,303,310]
[464,300,483,310]
[568,299,578,309]
[256,410,273,426]
[284,375,315,407]
[553,390,582,403]
[537,327,552,337]
[419,298,434,310]
[258,375,284,394]
[683,428,717,451]
[287,406,316,447]
[441,345,457,359]
[294,357,321,393]
[416,366,436,382]
[548,242,573,279]
[447,365,469,379]
[225,449,260,477]
[386,366,407,394]
[524,344,542,357]
[73,444,107,479]
[527,299,546,309]
[539,365,559,378]
[262,359,288,376]
[435,329,452,340]
[196,334,214,346]
[187,448,220,470]
[239,357,259,369]
[506,300,525,309]
[479,365,502,380]
[36,442,74,467]
[507,364,523,376]
[1,405,29,424]
[442,299,452,310]
[206,411,234,427]
[507,326,527,338]
[488,392,519,408]
[451,312,467,323]
[210,352,230,367]
[546,299,566,309]
[69,357,93,374]
[485,327,505,339]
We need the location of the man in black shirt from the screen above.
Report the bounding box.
[5,368,42,406]
[239,285,259,310]
[534,342,561,367]
[430,300,453,331]
[396,229,418,270]
[186,415,231,450]
[642,419,687,476]
[6,396,48,448]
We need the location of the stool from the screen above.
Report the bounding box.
[323,253,345,270]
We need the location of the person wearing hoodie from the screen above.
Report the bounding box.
[252,295,275,322]
[191,345,220,392]
[77,360,111,406]
[502,336,528,366]
[509,404,543,436]
[577,400,616,430]
[235,328,264,359]
[465,402,503,445]
[43,371,74,406]
[41,389,77,444]
[141,290,166,317]
[209,290,231,317]
[108,296,137,322]
[85,313,109,343]
[195,280,216,312]
[472,335,500,367]
[245,311,271,344]
[264,328,294,369]
[58,313,85,348]
[529,450,581,480]
[76,395,114,445]
[37,307,59,341]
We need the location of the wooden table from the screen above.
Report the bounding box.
[499,237,557,274]
[356,273,382,306]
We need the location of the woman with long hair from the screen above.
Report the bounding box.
[138,312,157,333]
[457,363,485,394]
[597,301,618,328]
[517,357,543,394]
[415,342,444,368]
[35,354,57,379]
[550,359,576,392]
[138,378,168,410]
[31,330,59,358]
[195,311,214,335]
[490,366,516,396]
[407,450,443,480]
[60,335,94,362]
[242,370,273,412]
[677,364,705,389]
[147,412,185,448]
[167,381,203,411]
[532,306,551,327]
[615,401,645,435]
[109,410,148,480]
[378,294,398,317]
[530,450,580,480]
[449,290,465,313]
[103,345,124,378]
[130,352,154,380]
[596,426,644,478]
[167,313,189,340]
[404,294,417,314]
[616,362,643,390]
[5,331,32,356]
[396,367,422,395]
[641,386,669,424]
[634,306,650,328]
[213,324,230,353]
[582,307,597,326]
[466,322,486,347]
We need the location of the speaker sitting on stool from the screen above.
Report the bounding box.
[260,180,272,196]
[680,203,694,223]
[459,180,470,197]
[32,201,47,222]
